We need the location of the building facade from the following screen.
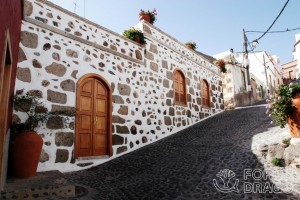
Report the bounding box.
[214,51,265,107]
[281,60,298,85]
[0,0,22,189]
[13,0,224,173]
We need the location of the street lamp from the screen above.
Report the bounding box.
[252,40,259,49]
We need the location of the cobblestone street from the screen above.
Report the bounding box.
[65,105,300,200]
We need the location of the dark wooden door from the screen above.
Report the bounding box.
[76,77,108,158]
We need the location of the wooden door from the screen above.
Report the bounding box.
[75,77,110,158]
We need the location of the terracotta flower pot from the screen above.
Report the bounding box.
[11,131,43,178]
[288,93,300,138]
[186,44,194,49]
[139,13,151,23]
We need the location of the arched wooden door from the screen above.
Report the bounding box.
[75,74,112,158]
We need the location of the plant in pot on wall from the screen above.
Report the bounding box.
[123,28,146,45]
[185,41,197,50]
[215,59,227,73]
[139,8,157,24]
[266,80,300,138]
[10,92,49,178]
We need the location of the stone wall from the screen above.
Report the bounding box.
[14,0,223,172]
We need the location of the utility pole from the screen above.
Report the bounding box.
[243,29,252,104]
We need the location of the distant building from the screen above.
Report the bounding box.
[214,51,265,107]
[281,60,298,85]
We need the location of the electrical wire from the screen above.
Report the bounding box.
[255,0,290,41]
[247,42,278,77]
[245,27,300,34]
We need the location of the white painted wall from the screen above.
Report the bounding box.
[294,34,300,79]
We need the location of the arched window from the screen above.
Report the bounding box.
[173,69,186,105]
[201,79,210,107]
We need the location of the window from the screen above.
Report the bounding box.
[173,70,186,105]
[289,71,293,79]
[201,79,210,108]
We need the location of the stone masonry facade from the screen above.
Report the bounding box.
[14,0,224,172]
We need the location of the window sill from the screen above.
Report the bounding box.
[174,101,188,107]
[202,105,211,109]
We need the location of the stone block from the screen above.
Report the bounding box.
[55,149,69,163]
[24,0,33,16]
[18,47,27,62]
[47,90,67,104]
[162,60,168,69]
[164,116,172,126]
[116,125,129,134]
[145,51,154,60]
[17,67,31,82]
[163,79,169,88]
[135,50,142,60]
[47,116,64,129]
[27,90,43,98]
[45,62,67,77]
[118,106,128,115]
[118,83,131,96]
[60,79,75,92]
[283,144,300,165]
[55,132,74,147]
[130,125,137,135]
[112,115,126,124]
[40,149,49,163]
[66,49,78,58]
[113,95,124,104]
[150,44,158,54]
[116,146,127,154]
[266,143,285,162]
[150,62,158,72]
[112,134,124,145]
[20,31,38,49]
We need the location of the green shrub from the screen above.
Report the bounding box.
[271,158,285,167]
[123,29,146,45]
[282,138,291,147]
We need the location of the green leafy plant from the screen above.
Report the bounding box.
[123,29,146,45]
[12,93,49,133]
[282,138,291,147]
[266,81,300,128]
[215,59,227,73]
[271,158,285,167]
[140,8,157,24]
[185,41,197,50]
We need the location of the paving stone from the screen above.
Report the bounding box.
[64,104,299,199]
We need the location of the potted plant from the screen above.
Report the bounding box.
[215,59,227,73]
[10,92,49,178]
[123,28,146,45]
[185,41,197,50]
[267,81,300,137]
[139,8,157,24]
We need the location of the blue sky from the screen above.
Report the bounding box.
[49,0,300,66]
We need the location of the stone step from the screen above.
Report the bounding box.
[1,170,76,199]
